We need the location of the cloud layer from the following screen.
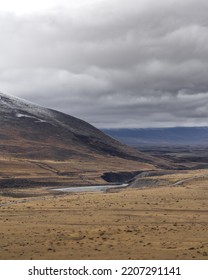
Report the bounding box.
[0,0,208,128]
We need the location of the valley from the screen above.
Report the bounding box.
[0,93,208,260]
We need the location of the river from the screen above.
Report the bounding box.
[53,184,128,193]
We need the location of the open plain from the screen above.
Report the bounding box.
[0,169,208,260]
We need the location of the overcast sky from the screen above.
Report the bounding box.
[0,0,208,128]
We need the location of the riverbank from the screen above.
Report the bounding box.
[0,169,208,260]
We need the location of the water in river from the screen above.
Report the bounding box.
[53,184,128,193]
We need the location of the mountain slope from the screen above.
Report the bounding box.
[0,92,165,187]
[0,92,155,161]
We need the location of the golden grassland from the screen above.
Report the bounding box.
[0,156,154,187]
[0,169,208,260]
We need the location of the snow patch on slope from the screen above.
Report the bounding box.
[16,113,47,123]
[0,92,55,122]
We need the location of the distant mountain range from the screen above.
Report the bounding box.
[102,127,208,146]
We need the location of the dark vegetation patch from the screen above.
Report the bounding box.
[102,171,142,183]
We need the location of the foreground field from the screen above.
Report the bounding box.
[0,170,208,260]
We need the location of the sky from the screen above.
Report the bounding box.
[0,0,208,128]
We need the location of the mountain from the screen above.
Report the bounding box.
[0,92,153,161]
[102,127,208,147]
[0,92,162,188]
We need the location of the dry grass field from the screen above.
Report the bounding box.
[0,156,154,189]
[0,169,208,260]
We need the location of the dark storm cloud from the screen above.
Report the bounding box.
[0,0,208,128]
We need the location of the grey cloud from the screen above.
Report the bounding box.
[0,0,208,128]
